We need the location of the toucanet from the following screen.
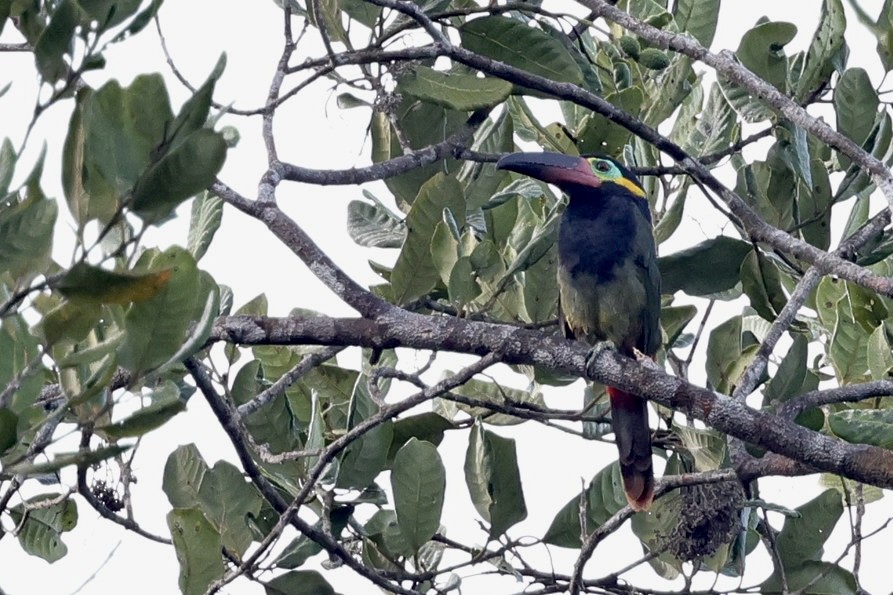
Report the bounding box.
[497,152,660,511]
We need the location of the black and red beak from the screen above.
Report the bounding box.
[496,152,601,189]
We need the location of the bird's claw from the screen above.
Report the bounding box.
[585,340,616,377]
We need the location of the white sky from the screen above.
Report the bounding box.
[2,1,893,593]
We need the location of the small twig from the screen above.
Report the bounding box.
[238,346,344,416]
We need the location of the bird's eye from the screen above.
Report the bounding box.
[595,160,611,173]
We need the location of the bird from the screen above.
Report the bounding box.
[496,152,660,511]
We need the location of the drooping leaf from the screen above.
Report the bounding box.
[736,21,798,90]
[33,0,78,82]
[131,128,227,223]
[163,444,210,509]
[391,438,446,552]
[390,174,466,304]
[796,0,847,102]
[187,191,224,261]
[774,489,843,568]
[764,333,810,404]
[167,508,224,595]
[197,461,264,556]
[835,68,880,150]
[0,194,57,279]
[672,0,719,46]
[117,247,208,377]
[463,421,527,539]
[336,376,394,489]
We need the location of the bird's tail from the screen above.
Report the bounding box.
[607,386,654,511]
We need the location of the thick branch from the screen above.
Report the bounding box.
[211,312,893,489]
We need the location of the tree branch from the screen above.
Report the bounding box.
[211,312,893,489]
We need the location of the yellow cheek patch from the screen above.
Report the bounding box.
[614,177,646,198]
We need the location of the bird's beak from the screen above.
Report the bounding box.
[496,152,601,189]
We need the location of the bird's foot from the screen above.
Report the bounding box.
[584,340,616,378]
[632,347,659,369]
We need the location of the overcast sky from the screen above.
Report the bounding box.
[2,1,892,593]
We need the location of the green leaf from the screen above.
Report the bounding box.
[705,315,753,393]
[798,158,832,250]
[654,182,688,245]
[82,75,173,197]
[336,376,394,489]
[762,561,857,594]
[389,412,454,462]
[197,461,264,556]
[34,0,77,82]
[764,333,809,404]
[398,66,512,111]
[543,462,627,548]
[117,247,203,377]
[372,99,465,208]
[674,425,726,471]
[448,255,480,305]
[162,444,210,509]
[522,243,558,324]
[390,174,465,305]
[661,304,697,348]
[735,21,798,90]
[167,508,224,595]
[340,0,379,27]
[829,409,893,449]
[659,237,751,297]
[460,110,513,210]
[264,570,336,595]
[0,194,57,279]
[10,496,77,563]
[460,16,583,88]
[275,534,323,569]
[187,191,223,261]
[867,324,893,380]
[0,407,17,453]
[131,128,227,223]
[364,509,412,558]
[672,0,719,46]
[463,421,527,539]
[346,197,405,248]
[166,55,225,153]
[0,137,15,196]
[6,445,130,477]
[97,393,186,439]
[775,489,843,568]
[391,438,446,552]
[446,376,546,426]
[740,250,786,321]
[796,0,847,102]
[835,68,880,149]
[35,299,102,347]
[54,262,172,305]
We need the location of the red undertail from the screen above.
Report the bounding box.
[607,386,654,511]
